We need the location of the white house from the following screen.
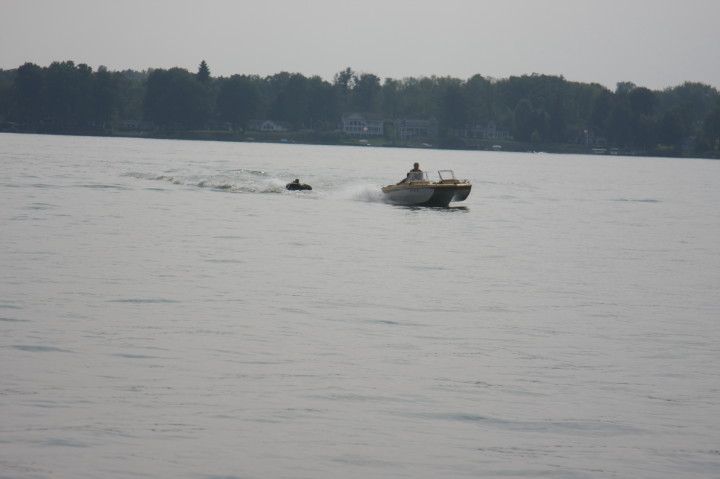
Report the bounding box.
[340,113,384,136]
[459,121,512,140]
[248,120,291,132]
[395,117,439,140]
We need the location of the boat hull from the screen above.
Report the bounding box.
[381,183,471,207]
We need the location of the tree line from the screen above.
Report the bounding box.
[1,60,719,155]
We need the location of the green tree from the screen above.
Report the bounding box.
[588,88,612,131]
[548,92,566,141]
[145,67,209,129]
[0,69,14,120]
[657,107,688,149]
[628,87,657,116]
[615,81,637,95]
[701,99,720,150]
[606,100,633,147]
[607,84,658,149]
[657,82,719,141]
[115,70,148,122]
[634,114,658,150]
[93,66,119,128]
[333,67,355,91]
[395,76,438,118]
[381,78,400,118]
[44,61,94,129]
[11,62,45,127]
[514,98,535,141]
[265,72,309,128]
[464,74,492,125]
[197,61,211,84]
[306,75,337,129]
[216,74,259,129]
[352,73,381,112]
[442,84,467,129]
[333,67,356,112]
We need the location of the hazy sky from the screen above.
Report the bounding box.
[2,0,719,91]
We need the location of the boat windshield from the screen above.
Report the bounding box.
[437,170,456,181]
[406,171,428,182]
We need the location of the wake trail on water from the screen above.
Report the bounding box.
[327,183,385,203]
[124,170,286,193]
[125,171,386,203]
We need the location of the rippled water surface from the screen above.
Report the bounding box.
[1,133,719,478]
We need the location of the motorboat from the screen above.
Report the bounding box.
[382,170,471,207]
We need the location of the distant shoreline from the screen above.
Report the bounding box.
[2,129,718,160]
[3,64,719,161]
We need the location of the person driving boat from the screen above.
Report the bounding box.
[398,162,423,184]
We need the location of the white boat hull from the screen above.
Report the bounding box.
[381,183,471,207]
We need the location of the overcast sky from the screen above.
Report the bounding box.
[2,0,719,91]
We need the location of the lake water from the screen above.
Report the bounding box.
[1,132,719,478]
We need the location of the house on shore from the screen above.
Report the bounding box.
[457,121,512,140]
[340,113,384,136]
[113,119,155,131]
[395,117,439,140]
[248,120,291,132]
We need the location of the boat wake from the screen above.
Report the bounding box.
[329,184,385,203]
[124,170,286,194]
[125,171,386,203]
